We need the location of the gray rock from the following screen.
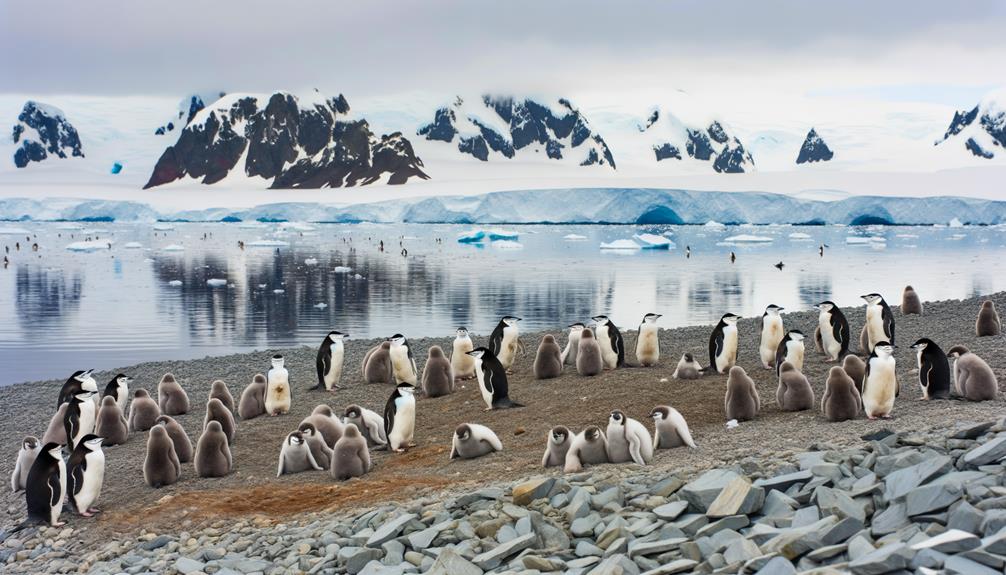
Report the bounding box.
[753,556,796,574]
[805,543,847,561]
[872,502,909,536]
[821,516,865,545]
[905,483,962,516]
[340,547,385,574]
[530,512,570,551]
[638,559,697,574]
[813,486,866,522]
[948,500,985,534]
[847,541,913,574]
[981,509,1006,536]
[406,519,453,550]
[496,524,518,544]
[522,555,563,572]
[627,537,687,558]
[910,529,981,554]
[426,548,483,575]
[673,514,709,536]
[944,554,1001,575]
[883,455,952,501]
[366,514,417,548]
[761,490,798,519]
[678,469,741,512]
[723,538,762,564]
[705,478,764,518]
[572,515,602,537]
[951,421,995,439]
[512,478,555,506]
[847,535,876,561]
[979,527,1006,554]
[652,501,689,521]
[585,554,640,575]
[471,533,536,570]
[695,515,749,538]
[964,435,1006,467]
[174,557,205,575]
[791,505,820,528]
[753,470,814,493]
[140,536,171,551]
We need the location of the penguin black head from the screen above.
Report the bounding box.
[456,327,469,337]
[455,423,472,441]
[765,304,783,313]
[584,426,602,441]
[23,436,39,450]
[861,293,884,304]
[591,315,610,324]
[642,313,662,323]
[787,330,806,341]
[609,410,625,425]
[568,322,585,330]
[41,442,62,458]
[298,421,318,437]
[721,313,740,324]
[550,426,569,443]
[271,355,285,368]
[396,383,416,394]
[815,301,837,312]
[873,341,895,357]
[466,347,489,359]
[501,316,521,326]
[344,405,361,419]
[80,434,104,450]
[328,331,349,342]
[388,334,407,346]
[683,352,694,362]
[650,406,670,420]
[111,374,132,386]
[75,389,96,401]
[72,369,94,383]
[287,431,304,445]
[909,338,936,351]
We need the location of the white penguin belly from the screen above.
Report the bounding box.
[265,371,291,413]
[597,326,618,368]
[451,338,474,377]
[866,306,885,349]
[785,342,805,371]
[390,347,417,384]
[77,452,105,510]
[636,326,659,365]
[115,383,129,412]
[760,320,783,367]
[53,461,66,524]
[499,328,518,369]
[863,359,897,417]
[562,333,580,365]
[76,402,97,445]
[324,344,344,389]
[390,397,415,448]
[717,327,738,372]
[819,314,841,359]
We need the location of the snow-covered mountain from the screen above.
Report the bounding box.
[145,91,429,189]
[4,187,1006,226]
[10,101,84,168]
[631,90,752,171]
[154,92,225,136]
[935,89,1005,159]
[415,95,615,169]
[795,128,834,164]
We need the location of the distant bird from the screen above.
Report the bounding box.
[685,246,691,259]
[774,262,785,270]
[819,245,824,257]
[237,241,245,250]
[730,252,736,264]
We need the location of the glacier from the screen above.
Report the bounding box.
[3,187,1006,225]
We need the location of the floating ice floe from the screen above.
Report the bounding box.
[846,236,886,245]
[123,242,143,249]
[257,283,268,289]
[896,233,919,239]
[314,302,328,309]
[206,278,227,287]
[457,230,486,244]
[57,223,83,231]
[563,234,588,241]
[247,239,289,247]
[492,240,524,249]
[167,280,182,286]
[65,241,110,252]
[279,222,315,232]
[948,234,967,240]
[723,234,774,243]
[333,266,353,273]
[488,229,519,241]
[704,221,726,228]
[632,233,674,250]
[80,228,109,235]
[0,227,31,235]
[949,218,964,228]
[304,258,319,266]
[788,232,813,240]
[600,239,641,251]
[273,289,285,294]
[237,222,266,229]
[152,223,175,231]
[162,244,185,251]
[353,274,366,280]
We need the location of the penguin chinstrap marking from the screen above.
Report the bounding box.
[265,355,291,416]
[862,293,896,353]
[362,341,394,384]
[724,366,760,422]
[774,330,806,377]
[976,300,1002,337]
[24,442,66,527]
[277,431,322,476]
[313,331,349,392]
[143,425,181,488]
[155,415,194,463]
[57,369,97,409]
[128,389,160,432]
[532,335,563,380]
[842,354,867,394]
[204,397,237,444]
[559,323,584,367]
[297,422,334,469]
[488,316,523,372]
[157,373,190,416]
[330,425,371,480]
[195,420,233,478]
[822,366,862,422]
[383,383,417,452]
[95,395,128,446]
[467,347,523,410]
[302,404,345,448]
[901,285,923,315]
[102,373,132,413]
[209,380,235,413]
[64,389,97,450]
[541,426,572,468]
[650,406,696,450]
[563,426,609,473]
[421,345,454,397]
[388,334,419,385]
[911,338,952,400]
[450,327,476,381]
[605,411,653,465]
[862,341,899,419]
[67,434,105,516]
[576,329,604,376]
[591,315,626,369]
[759,305,785,370]
[671,352,703,380]
[238,374,267,420]
[776,362,815,411]
[344,404,387,447]
[635,313,662,367]
[10,436,40,493]
[947,346,999,401]
[708,313,740,374]
[814,301,850,362]
[450,423,503,460]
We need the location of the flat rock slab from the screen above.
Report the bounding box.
[653,500,689,521]
[471,532,536,570]
[639,559,698,575]
[753,556,797,574]
[679,469,742,512]
[883,455,951,501]
[753,470,814,493]
[706,477,765,518]
[911,529,981,554]
[905,483,963,516]
[964,435,1006,467]
[366,513,417,548]
[426,548,483,575]
[513,478,555,506]
[848,542,913,575]
[628,537,688,558]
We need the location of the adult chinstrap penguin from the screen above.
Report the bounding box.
[102,374,132,412]
[862,293,895,353]
[313,331,349,392]
[450,327,476,381]
[815,301,850,362]
[635,313,662,367]
[560,323,585,366]
[591,315,626,369]
[911,338,951,400]
[265,355,291,416]
[774,330,806,376]
[488,316,523,371]
[388,334,419,385]
[467,347,523,410]
[58,369,97,409]
[862,341,899,419]
[759,305,785,369]
[384,383,417,452]
[21,442,66,528]
[708,313,740,374]
[67,434,105,517]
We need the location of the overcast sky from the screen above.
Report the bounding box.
[2,0,1003,107]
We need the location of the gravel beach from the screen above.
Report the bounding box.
[2,292,1005,573]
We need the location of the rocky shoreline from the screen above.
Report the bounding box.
[2,292,1005,574]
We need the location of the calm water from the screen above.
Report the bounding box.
[1,221,1003,385]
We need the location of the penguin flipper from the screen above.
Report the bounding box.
[47,472,61,509]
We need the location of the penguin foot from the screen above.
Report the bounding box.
[87,507,100,514]
[51,521,66,527]
[308,384,321,391]
[80,511,94,518]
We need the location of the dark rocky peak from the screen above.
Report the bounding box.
[796,127,834,164]
[11,101,84,168]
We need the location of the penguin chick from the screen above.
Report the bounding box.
[671,352,703,380]
[776,362,815,411]
[605,411,652,465]
[541,426,571,468]
[563,426,608,473]
[209,380,235,413]
[650,406,696,449]
[194,420,232,478]
[450,423,503,460]
[533,335,563,379]
[155,415,194,463]
[128,389,160,432]
[842,354,867,394]
[901,285,923,315]
[204,397,237,444]
[330,425,371,480]
[976,300,1001,337]
[947,345,999,401]
[575,329,603,376]
[277,431,322,476]
[821,366,862,422]
[95,396,128,446]
[421,345,454,397]
[143,425,180,488]
[238,374,267,420]
[724,366,760,422]
[157,373,190,416]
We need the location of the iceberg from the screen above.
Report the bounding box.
[273,289,286,294]
[333,266,353,273]
[167,280,182,286]
[788,232,813,240]
[563,234,588,241]
[728,233,772,242]
[206,278,227,287]
[152,223,175,231]
[600,239,641,250]
[632,233,674,250]
[949,218,964,228]
[278,222,316,231]
[492,240,523,249]
[488,229,519,241]
[0,227,31,235]
[247,239,289,247]
[123,242,143,249]
[457,229,486,244]
[704,221,726,228]
[304,258,319,266]
[314,302,328,309]
[65,241,109,252]
[162,244,185,251]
